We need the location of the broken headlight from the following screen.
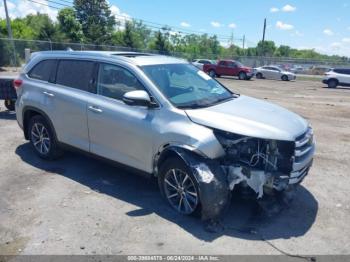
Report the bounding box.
[213,129,294,173]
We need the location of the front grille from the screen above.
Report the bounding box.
[292,127,315,172]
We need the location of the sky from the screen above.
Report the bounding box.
[1,0,350,56]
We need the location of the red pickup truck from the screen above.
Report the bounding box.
[203,59,254,80]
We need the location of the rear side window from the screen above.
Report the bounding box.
[56,60,95,91]
[28,60,57,82]
[199,60,210,64]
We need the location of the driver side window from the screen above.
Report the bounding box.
[97,63,144,100]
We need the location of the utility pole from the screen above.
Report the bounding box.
[242,35,245,49]
[262,18,266,43]
[260,18,267,58]
[230,29,234,58]
[3,0,16,66]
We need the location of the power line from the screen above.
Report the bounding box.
[113,13,240,41]
[56,0,73,3]
[26,0,65,9]
[24,0,248,44]
[46,0,72,8]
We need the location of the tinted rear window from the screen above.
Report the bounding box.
[28,60,57,82]
[56,60,95,91]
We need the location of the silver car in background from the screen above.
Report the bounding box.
[255,65,296,81]
[192,59,215,71]
[15,51,315,221]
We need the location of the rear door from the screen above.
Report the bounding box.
[87,63,155,172]
[52,59,97,151]
[228,61,239,76]
[270,67,281,79]
[335,69,350,84]
[264,67,275,79]
[217,61,228,75]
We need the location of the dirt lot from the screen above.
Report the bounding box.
[0,78,350,256]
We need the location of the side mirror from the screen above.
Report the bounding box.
[122,90,152,107]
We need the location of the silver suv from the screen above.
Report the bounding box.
[15,51,315,220]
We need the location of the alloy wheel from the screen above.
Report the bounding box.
[31,123,51,155]
[164,168,199,214]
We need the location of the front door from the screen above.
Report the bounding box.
[87,63,155,172]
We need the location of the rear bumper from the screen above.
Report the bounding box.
[0,78,17,100]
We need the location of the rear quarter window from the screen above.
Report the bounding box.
[56,60,95,91]
[28,59,57,82]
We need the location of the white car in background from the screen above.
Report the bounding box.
[192,59,215,70]
[322,68,350,88]
[255,66,296,81]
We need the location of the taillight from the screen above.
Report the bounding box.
[13,79,23,90]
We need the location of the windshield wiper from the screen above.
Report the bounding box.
[177,103,209,109]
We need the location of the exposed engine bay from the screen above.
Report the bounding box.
[214,129,300,198]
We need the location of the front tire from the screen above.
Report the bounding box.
[238,72,247,80]
[209,70,216,78]
[282,75,289,81]
[158,157,200,215]
[28,115,63,160]
[327,79,338,88]
[4,99,15,111]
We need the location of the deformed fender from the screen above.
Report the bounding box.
[157,146,230,221]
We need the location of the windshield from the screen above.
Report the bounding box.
[141,63,236,109]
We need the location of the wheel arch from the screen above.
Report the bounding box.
[154,144,230,221]
[154,144,207,177]
[22,106,57,141]
[327,78,339,84]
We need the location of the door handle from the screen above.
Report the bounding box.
[43,91,54,97]
[88,105,103,113]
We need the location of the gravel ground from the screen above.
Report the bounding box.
[0,77,350,256]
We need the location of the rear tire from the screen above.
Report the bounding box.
[28,115,63,160]
[238,72,247,80]
[158,157,201,216]
[327,79,338,88]
[4,100,15,111]
[256,73,263,79]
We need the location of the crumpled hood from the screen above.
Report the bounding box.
[185,95,308,141]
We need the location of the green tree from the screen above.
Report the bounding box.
[152,31,169,54]
[256,40,276,56]
[275,45,291,57]
[57,8,83,42]
[24,13,60,41]
[122,21,135,48]
[74,0,116,44]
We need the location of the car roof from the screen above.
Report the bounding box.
[30,51,188,66]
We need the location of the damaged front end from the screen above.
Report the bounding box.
[214,128,315,199]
